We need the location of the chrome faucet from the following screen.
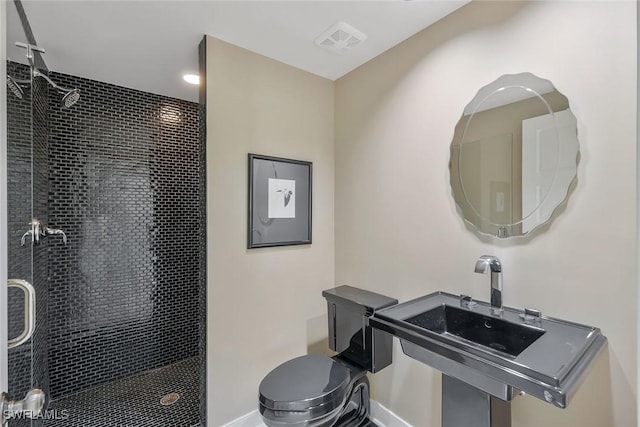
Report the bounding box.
[474,255,503,316]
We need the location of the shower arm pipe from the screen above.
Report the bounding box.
[32,69,73,93]
[7,76,29,85]
[14,42,78,100]
[16,42,67,91]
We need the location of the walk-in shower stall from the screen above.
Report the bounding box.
[3,1,206,426]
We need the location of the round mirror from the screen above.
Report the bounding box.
[450,73,579,238]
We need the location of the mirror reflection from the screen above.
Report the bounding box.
[450,73,579,238]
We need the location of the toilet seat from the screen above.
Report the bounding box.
[259,354,355,426]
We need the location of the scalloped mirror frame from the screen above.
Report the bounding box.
[449,73,579,239]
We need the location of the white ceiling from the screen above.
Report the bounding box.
[6,1,469,102]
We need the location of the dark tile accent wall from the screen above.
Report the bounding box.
[7,60,50,427]
[46,71,201,400]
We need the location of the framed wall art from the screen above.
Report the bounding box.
[248,153,312,248]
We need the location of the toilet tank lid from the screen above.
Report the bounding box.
[323,285,398,313]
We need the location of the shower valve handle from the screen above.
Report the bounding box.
[20,220,67,246]
[43,227,67,244]
[20,220,41,246]
[20,230,33,246]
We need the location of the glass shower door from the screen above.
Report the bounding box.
[3,2,50,424]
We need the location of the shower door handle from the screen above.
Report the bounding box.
[0,388,46,425]
[7,279,36,349]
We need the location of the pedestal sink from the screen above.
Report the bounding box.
[369,292,607,427]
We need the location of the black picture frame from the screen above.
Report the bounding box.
[248,153,312,248]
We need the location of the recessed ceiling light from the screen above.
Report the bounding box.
[183,74,200,85]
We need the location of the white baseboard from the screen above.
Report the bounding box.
[370,400,412,427]
[221,400,411,427]
[220,409,265,427]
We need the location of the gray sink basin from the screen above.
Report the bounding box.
[405,304,545,358]
[370,291,607,409]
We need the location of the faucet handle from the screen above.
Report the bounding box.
[520,308,542,324]
[459,294,476,309]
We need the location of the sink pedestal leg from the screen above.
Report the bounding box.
[442,375,511,427]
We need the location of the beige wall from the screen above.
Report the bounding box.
[205,36,335,425]
[335,2,636,427]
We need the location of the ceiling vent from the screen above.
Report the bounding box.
[314,22,367,55]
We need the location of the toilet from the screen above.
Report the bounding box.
[258,285,398,427]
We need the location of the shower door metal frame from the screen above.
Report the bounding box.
[1,0,11,396]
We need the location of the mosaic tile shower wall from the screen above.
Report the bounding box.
[46,71,201,399]
[7,60,50,427]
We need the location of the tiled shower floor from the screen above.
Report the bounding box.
[45,357,201,427]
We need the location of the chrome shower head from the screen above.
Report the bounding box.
[7,75,25,99]
[61,88,80,108]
